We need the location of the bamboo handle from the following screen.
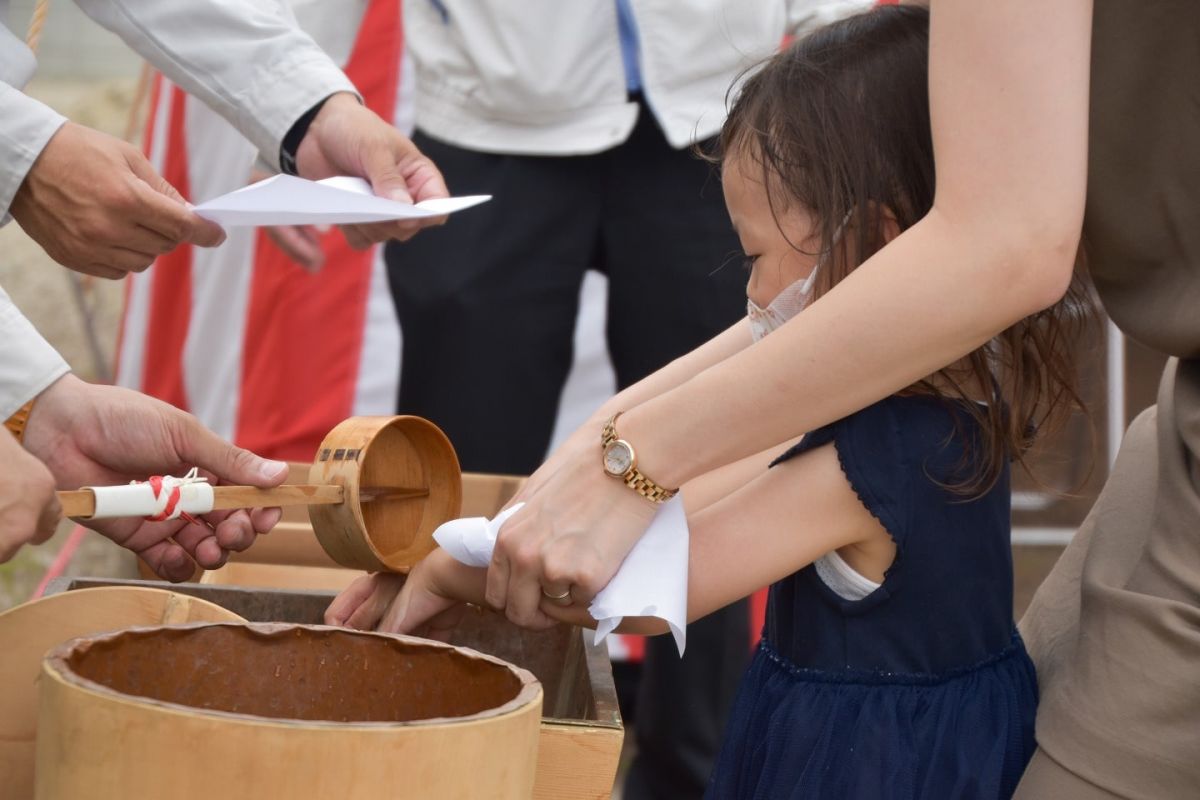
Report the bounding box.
[57,484,429,519]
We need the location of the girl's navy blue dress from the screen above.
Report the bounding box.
[708,395,1038,799]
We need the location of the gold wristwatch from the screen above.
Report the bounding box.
[600,413,678,503]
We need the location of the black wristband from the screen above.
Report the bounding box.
[279,96,332,176]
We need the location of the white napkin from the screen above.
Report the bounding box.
[433,496,690,655]
[194,175,491,226]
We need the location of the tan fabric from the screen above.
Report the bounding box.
[1019,2,1200,795]
[1014,749,1125,800]
[1020,366,1200,798]
[1084,1,1200,357]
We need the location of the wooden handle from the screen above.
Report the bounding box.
[56,484,431,520]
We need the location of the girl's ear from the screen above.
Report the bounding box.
[860,200,902,247]
[879,206,902,245]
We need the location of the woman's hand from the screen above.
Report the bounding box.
[487,439,659,628]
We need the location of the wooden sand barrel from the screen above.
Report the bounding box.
[35,622,542,800]
[0,587,244,799]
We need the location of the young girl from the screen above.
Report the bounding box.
[327,7,1087,796]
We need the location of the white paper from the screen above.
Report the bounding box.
[193,175,491,226]
[432,496,690,655]
[88,482,214,519]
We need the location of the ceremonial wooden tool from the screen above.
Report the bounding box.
[36,623,542,800]
[55,415,463,573]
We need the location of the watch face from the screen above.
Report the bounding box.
[603,440,634,476]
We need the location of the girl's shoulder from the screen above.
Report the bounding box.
[776,393,987,479]
[772,394,1006,552]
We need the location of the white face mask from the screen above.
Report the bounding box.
[745,210,852,343]
[746,265,820,343]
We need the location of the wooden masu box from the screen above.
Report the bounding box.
[50,573,624,799]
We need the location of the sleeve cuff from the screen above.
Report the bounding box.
[0,286,70,420]
[0,84,68,221]
[230,50,360,171]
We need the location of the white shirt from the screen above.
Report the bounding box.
[404,0,870,156]
[0,0,356,419]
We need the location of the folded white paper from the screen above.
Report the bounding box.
[193,175,491,226]
[432,496,690,655]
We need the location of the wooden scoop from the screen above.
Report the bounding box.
[56,484,430,519]
[54,415,463,573]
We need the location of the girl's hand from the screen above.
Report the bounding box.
[324,572,404,630]
[377,567,468,643]
[326,550,487,641]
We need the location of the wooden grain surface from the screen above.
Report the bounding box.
[0,587,242,799]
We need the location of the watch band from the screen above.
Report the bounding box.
[600,413,678,503]
[5,399,35,443]
[279,96,332,176]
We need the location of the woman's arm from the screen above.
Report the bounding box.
[486,0,1093,626]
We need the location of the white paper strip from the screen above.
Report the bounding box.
[88,482,215,519]
[193,175,491,227]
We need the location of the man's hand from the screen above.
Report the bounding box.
[22,375,288,581]
[0,429,60,563]
[9,123,226,279]
[295,93,450,248]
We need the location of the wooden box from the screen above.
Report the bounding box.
[45,576,624,800]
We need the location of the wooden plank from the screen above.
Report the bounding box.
[200,562,361,593]
[533,724,624,800]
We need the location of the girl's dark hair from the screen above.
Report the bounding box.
[715,5,1092,495]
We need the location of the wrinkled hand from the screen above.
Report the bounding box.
[22,374,288,581]
[9,122,226,279]
[295,93,449,248]
[325,552,468,642]
[487,420,658,628]
[0,429,60,563]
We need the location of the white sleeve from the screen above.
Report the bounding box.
[0,285,69,420]
[0,82,67,221]
[73,0,359,170]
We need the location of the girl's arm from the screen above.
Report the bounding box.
[488,0,1093,626]
[341,440,882,637]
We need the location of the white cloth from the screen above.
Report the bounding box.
[434,496,691,654]
[403,0,871,156]
[813,550,880,601]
